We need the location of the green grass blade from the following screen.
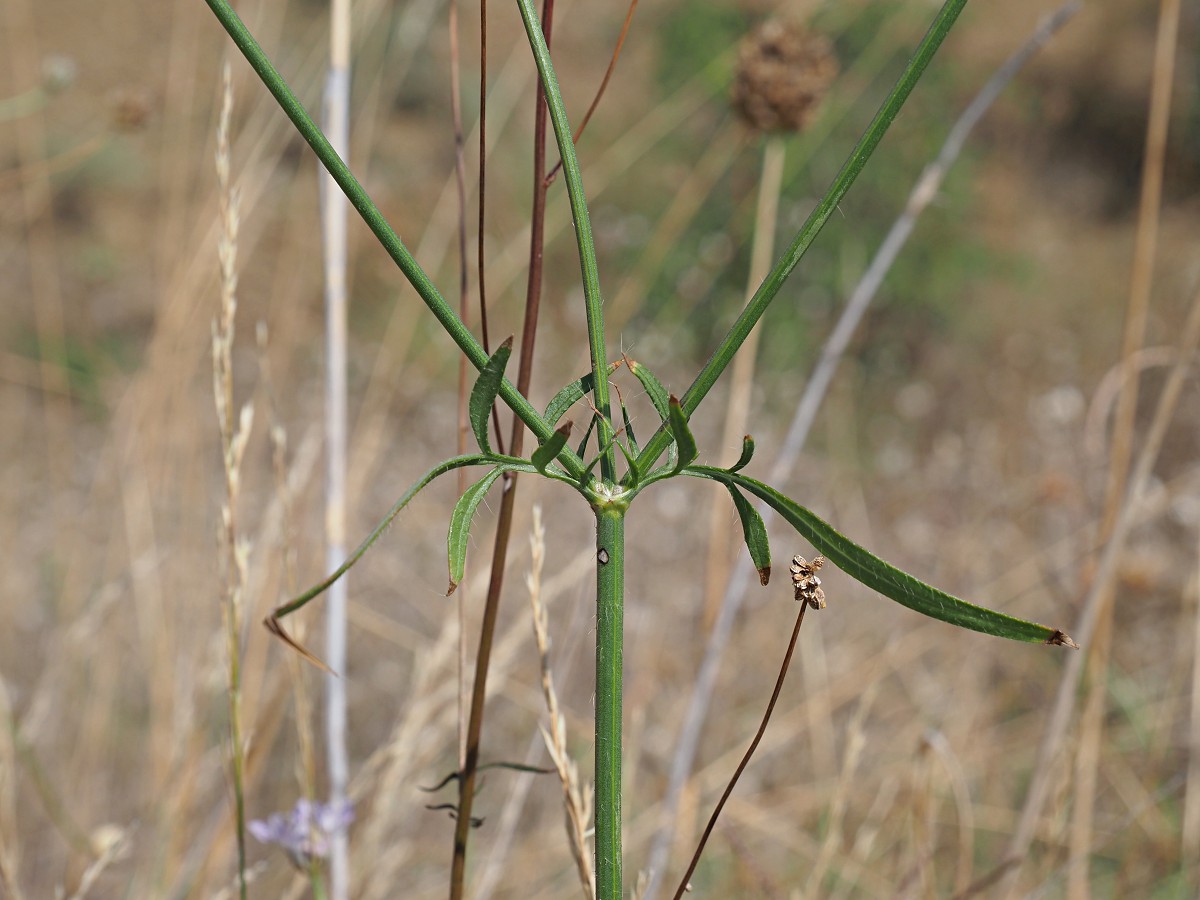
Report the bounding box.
[685,466,1076,645]
[469,337,513,455]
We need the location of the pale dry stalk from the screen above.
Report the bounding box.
[528,506,596,899]
[1067,0,1181,894]
[701,135,786,633]
[0,678,26,900]
[64,827,132,900]
[921,730,976,894]
[258,323,322,850]
[321,0,353,894]
[1005,278,1200,887]
[803,683,875,896]
[213,61,254,899]
[1185,527,1200,864]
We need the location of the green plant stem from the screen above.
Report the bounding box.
[632,0,971,476]
[513,0,615,481]
[201,0,584,478]
[594,505,625,899]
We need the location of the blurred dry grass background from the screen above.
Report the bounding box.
[2,0,1199,896]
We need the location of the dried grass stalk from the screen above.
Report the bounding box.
[213,60,254,899]
[528,506,596,899]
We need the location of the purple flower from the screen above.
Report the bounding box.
[249,798,354,866]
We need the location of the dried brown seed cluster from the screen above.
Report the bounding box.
[790,555,826,610]
[732,19,838,134]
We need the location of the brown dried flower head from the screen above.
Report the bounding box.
[732,19,838,134]
[790,555,826,610]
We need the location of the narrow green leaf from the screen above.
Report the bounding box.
[727,485,771,585]
[447,467,508,595]
[668,395,698,473]
[626,356,670,423]
[469,337,514,455]
[532,421,572,473]
[685,466,1076,646]
[614,438,642,487]
[575,414,598,460]
[544,361,620,426]
[627,357,676,469]
[729,435,755,473]
[514,0,617,488]
[268,453,506,628]
[632,0,973,477]
[617,390,640,457]
[581,431,624,486]
[201,1,590,479]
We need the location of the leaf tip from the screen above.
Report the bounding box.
[264,614,335,674]
[1046,629,1079,650]
[446,580,460,597]
[758,565,771,586]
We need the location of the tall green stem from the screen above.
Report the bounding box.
[594,504,625,898]
[513,0,615,481]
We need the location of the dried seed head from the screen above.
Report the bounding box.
[790,555,827,610]
[732,20,838,134]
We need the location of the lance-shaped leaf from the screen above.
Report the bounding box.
[615,437,642,487]
[619,400,639,457]
[625,355,670,423]
[727,484,771,585]
[685,466,1077,646]
[668,395,698,474]
[532,420,572,474]
[266,453,507,669]
[544,361,620,427]
[627,358,677,470]
[729,435,755,473]
[580,431,625,485]
[447,467,508,595]
[469,337,513,454]
[575,413,598,460]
